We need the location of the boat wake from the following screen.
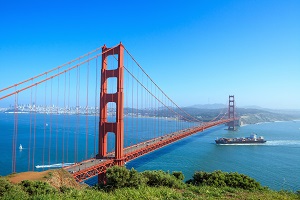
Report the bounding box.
[265,140,300,146]
[35,163,74,169]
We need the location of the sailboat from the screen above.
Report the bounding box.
[19,144,23,150]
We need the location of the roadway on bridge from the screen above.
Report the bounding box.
[64,127,197,174]
[65,118,237,182]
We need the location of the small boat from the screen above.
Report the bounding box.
[19,144,23,150]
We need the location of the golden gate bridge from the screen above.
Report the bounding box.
[0,43,238,183]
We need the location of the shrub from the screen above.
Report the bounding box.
[187,170,262,190]
[105,166,147,189]
[0,177,13,196]
[225,172,261,190]
[296,190,300,198]
[59,185,72,193]
[105,167,184,189]
[172,171,184,181]
[142,170,184,189]
[106,166,130,188]
[20,180,57,195]
[126,168,148,188]
[0,177,29,199]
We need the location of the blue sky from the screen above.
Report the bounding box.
[0,0,299,109]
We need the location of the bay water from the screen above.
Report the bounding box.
[127,121,300,191]
[0,113,299,191]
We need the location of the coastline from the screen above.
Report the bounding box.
[241,120,299,127]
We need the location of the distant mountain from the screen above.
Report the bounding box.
[240,106,300,117]
[188,103,226,109]
[262,108,300,117]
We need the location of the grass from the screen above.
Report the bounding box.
[1,178,298,199]
[1,168,299,200]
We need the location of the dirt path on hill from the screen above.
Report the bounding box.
[8,171,50,184]
[7,169,83,189]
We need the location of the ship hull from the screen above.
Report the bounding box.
[215,133,266,144]
[215,140,266,144]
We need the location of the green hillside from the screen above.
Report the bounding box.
[1,167,299,200]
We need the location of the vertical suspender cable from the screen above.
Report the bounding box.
[160,92,163,136]
[67,71,71,163]
[163,95,166,135]
[146,76,149,144]
[152,86,154,139]
[154,86,156,139]
[75,64,80,162]
[94,57,98,157]
[56,69,60,164]
[75,67,78,163]
[12,92,18,173]
[157,91,159,137]
[136,68,139,144]
[49,78,53,165]
[28,82,33,171]
[85,59,89,159]
[125,56,128,149]
[63,72,67,166]
[141,71,143,141]
[77,66,80,162]
[15,93,19,172]
[131,64,134,144]
[12,93,15,172]
[42,74,47,170]
[32,85,37,171]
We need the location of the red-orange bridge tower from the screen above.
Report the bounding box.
[98,44,124,165]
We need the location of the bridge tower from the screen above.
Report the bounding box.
[98,43,124,166]
[228,95,235,130]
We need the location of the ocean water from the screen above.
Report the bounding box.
[0,113,299,191]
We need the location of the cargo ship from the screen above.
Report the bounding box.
[215,133,266,144]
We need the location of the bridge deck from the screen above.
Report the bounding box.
[64,118,238,182]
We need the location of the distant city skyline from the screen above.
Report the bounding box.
[1,0,299,109]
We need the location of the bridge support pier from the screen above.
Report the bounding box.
[98,173,106,185]
[227,95,236,131]
[98,43,125,169]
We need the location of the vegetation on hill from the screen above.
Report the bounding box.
[183,106,299,125]
[1,166,299,199]
[237,108,297,125]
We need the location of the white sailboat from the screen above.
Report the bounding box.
[19,144,23,150]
